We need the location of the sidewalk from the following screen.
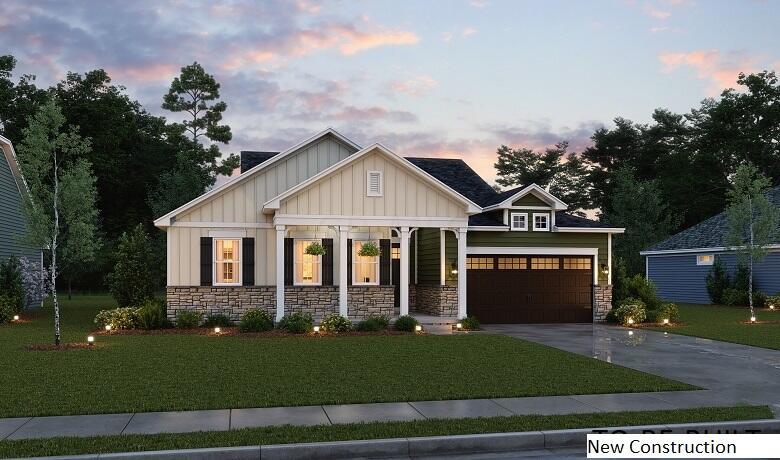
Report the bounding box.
[0,389,754,441]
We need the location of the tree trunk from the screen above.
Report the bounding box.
[748,196,754,319]
[52,151,61,347]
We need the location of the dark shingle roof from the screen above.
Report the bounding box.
[490,186,525,205]
[645,186,780,252]
[240,151,279,173]
[468,210,505,227]
[555,212,615,228]
[405,157,499,207]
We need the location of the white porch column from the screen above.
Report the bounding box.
[440,229,446,285]
[275,225,285,322]
[457,227,467,319]
[400,226,410,316]
[607,233,613,285]
[338,225,349,317]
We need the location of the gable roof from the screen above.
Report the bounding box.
[153,128,361,227]
[264,144,482,214]
[405,158,499,207]
[240,151,279,173]
[642,185,780,254]
[0,135,30,203]
[482,183,568,211]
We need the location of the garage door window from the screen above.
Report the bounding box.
[563,257,591,269]
[498,257,526,269]
[467,257,494,269]
[531,257,559,269]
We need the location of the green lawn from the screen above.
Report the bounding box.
[648,303,780,350]
[0,294,692,418]
[0,406,770,459]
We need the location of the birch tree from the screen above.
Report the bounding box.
[725,164,779,319]
[17,100,100,345]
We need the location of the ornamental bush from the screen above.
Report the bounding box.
[646,302,680,324]
[320,313,352,333]
[239,309,274,332]
[623,275,661,309]
[94,307,141,329]
[613,298,646,325]
[278,312,313,334]
[394,315,419,332]
[176,310,202,329]
[461,315,480,330]
[0,257,24,314]
[356,314,390,332]
[137,299,171,330]
[766,295,780,309]
[106,224,155,307]
[0,294,15,324]
[204,314,233,327]
[705,258,730,304]
[722,288,749,306]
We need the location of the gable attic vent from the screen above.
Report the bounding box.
[366,170,383,197]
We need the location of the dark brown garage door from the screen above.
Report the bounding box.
[467,255,593,323]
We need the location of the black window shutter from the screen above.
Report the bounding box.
[347,239,352,285]
[322,239,334,285]
[200,237,212,286]
[380,239,391,285]
[284,238,294,285]
[242,237,255,286]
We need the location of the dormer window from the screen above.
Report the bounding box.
[510,213,528,231]
[366,170,383,197]
[533,213,549,231]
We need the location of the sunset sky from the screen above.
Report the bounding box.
[4,0,780,183]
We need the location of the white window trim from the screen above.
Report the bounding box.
[294,238,323,286]
[352,239,380,285]
[366,170,383,197]
[696,254,715,266]
[213,238,242,286]
[510,212,528,231]
[532,213,549,231]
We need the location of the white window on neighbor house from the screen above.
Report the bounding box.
[353,240,380,285]
[214,239,241,286]
[696,254,715,266]
[366,170,383,197]
[532,213,549,231]
[510,213,528,231]
[294,239,322,285]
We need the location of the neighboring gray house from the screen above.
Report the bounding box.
[0,135,43,308]
[641,186,780,304]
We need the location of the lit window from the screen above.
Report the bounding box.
[215,239,241,285]
[353,240,379,285]
[563,257,592,270]
[295,239,322,285]
[533,213,549,231]
[498,257,526,269]
[391,247,400,260]
[467,257,494,270]
[510,213,528,231]
[696,254,715,266]
[366,171,383,197]
[531,257,559,269]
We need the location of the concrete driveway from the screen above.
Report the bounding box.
[483,324,780,412]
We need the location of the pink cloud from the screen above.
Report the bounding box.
[643,4,671,19]
[104,63,180,83]
[658,49,760,95]
[462,27,478,37]
[335,26,420,55]
[389,75,438,97]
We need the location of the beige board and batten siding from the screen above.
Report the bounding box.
[278,149,466,218]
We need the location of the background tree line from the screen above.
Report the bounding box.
[494,71,780,276]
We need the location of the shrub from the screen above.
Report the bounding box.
[646,302,680,324]
[624,275,661,309]
[94,307,141,329]
[106,224,156,307]
[766,295,780,309]
[705,258,730,304]
[176,310,202,329]
[722,288,749,306]
[138,299,171,330]
[613,298,646,325]
[605,308,618,323]
[0,294,14,324]
[204,314,233,327]
[0,257,24,313]
[752,292,767,309]
[278,312,313,334]
[394,315,419,332]
[611,257,629,307]
[239,309,274,332]
[356,314,390,332]
[733,264,750,293]
[320,313,352,333]
[460,316,480,330]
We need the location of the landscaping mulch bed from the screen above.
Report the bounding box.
[26,343,103,351]
[96,327,413,337]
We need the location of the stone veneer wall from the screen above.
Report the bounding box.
[593,284,613,322]
[347,286,397,318]
[412,284,458,316]
[284,286,338,320]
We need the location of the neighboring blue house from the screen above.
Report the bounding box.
[640,186,780,304]
[0,135,43,308]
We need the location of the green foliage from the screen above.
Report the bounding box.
[646,303,680,324]
[320,313,352,333]
[752,292,767,309]
[614,298,647,325]
[357,241,380,257]
[175,311,202,329]
[611,257,629,307]
[722,288,749,306]
[460,316,480,331]
[766,295,780,309]
[0,294,14,323]
[0,257,24,313]
[733,264,750,292]
[705,258,730,304]
[356,314,390,332]
[277,312,313,334]
[394,315,419,332]
[239,309,274,332]
[106,224,155,307]
[0,54,49,148]
[623,274,661,309]
[94,307,140,330]
[204,314,233,328]
[137,299,170,330]
[304,241,326,256]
